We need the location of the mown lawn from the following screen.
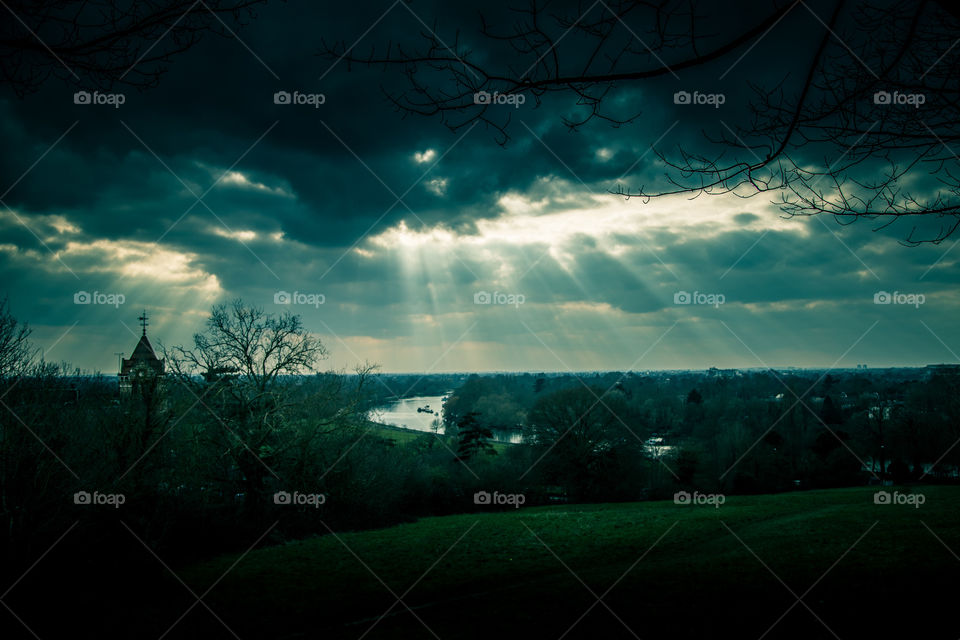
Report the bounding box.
[368,420,516,453]
[366,421,428,444]
[165,486,960,639]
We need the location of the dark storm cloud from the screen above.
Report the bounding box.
[0,0,812,246]
[1,0,957,372]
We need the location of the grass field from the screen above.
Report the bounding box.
[368,420,516,453]
[366,421,429,444]
[167,486,960,639]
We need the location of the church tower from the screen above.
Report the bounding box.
[119,311,165,395]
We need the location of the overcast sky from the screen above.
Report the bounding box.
[1,0,958,374]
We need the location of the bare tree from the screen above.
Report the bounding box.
[1,0,267,95]
[0,296,35,378]
[165,299,327,511]
[0,303,73,567]
[282,362,381,493]
[170,298,326,392]
[323,0,960,243]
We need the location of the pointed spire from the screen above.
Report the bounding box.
[138,310,149,337]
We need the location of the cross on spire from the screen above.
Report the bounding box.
[138,310,149,336]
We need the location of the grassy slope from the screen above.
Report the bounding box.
[175,486,960,639]
[368,420,516,452]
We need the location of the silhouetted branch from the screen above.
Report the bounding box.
[1,0,267,95]
[321,0,960,242]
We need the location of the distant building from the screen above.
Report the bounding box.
[925,364,960,380]
[119,311,165,395]
[838,391,855,410]
[707,367,742,378]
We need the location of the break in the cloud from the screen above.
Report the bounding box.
[0,0,957,373]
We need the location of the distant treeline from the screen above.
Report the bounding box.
[361,373,466,404]
[443,368,960,495]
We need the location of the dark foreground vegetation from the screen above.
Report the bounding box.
[2,297,959,638]
[443,364,960,498]
[5,487,960,639]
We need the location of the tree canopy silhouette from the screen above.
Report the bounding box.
[1,0,266,95]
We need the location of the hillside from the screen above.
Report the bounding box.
[171,486,960,639]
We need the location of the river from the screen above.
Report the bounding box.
[372,394,449,433]
[374,396,672,450]
[372,394,523,443]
